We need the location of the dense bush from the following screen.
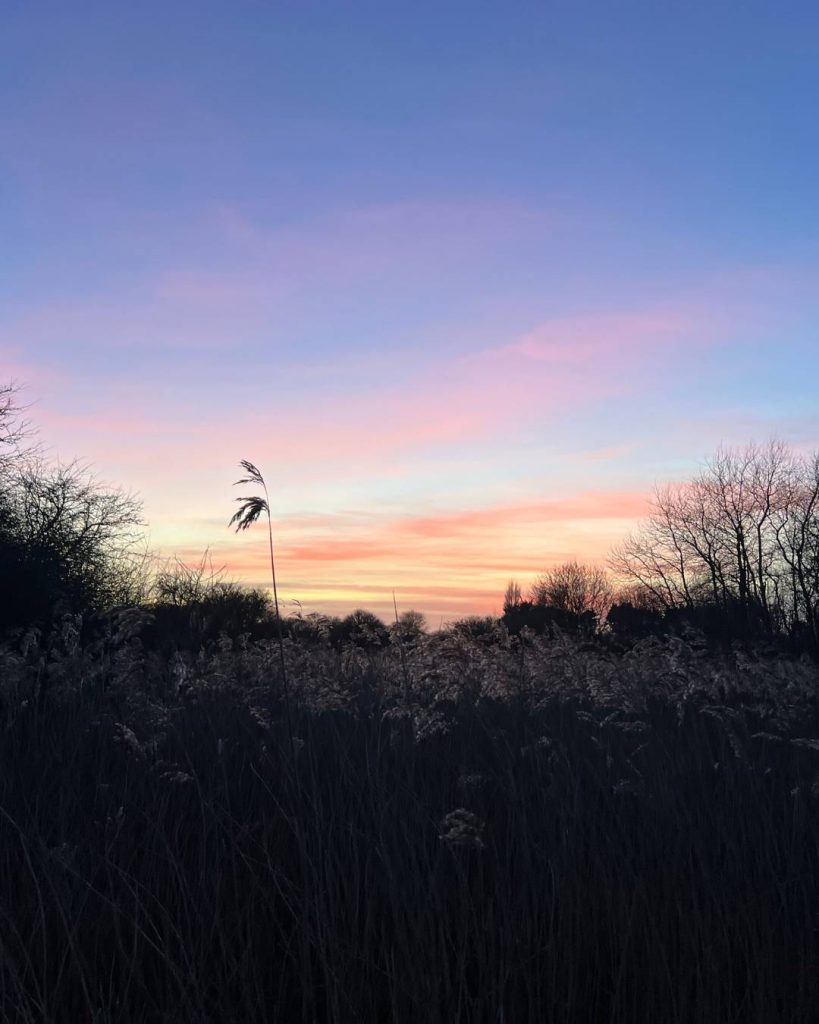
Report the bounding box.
[0,384,146,635]
[503,599,599,638]
[0,468,145,632]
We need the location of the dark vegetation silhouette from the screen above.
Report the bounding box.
[611,441,819,646]
[145,552,277,652]
[503,561,613,640]
[4,381,819,1021]
[0,386,145,635]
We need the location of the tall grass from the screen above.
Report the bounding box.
[1,620,819,1021]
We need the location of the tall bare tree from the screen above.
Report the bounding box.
[503,579,523,613]
[611,440,819,645]
[531,561,613,620]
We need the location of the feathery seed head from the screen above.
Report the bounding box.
[229,495,269,531]
[235,460,266,487]
[439,808,485,851]
[229,460,271,531]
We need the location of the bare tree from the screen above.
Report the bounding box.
[772,451,819,649]
[531,561,613,620]
[0,382,41,480]
[503,579,523,613]
[611,440,819,645]
[611,582,666,612]
[0,383,27,468]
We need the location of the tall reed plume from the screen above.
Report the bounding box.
[229,459,293,750]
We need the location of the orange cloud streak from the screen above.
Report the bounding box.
[210,489,650,621]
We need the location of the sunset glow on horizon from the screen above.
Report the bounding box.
[4,2,819,622]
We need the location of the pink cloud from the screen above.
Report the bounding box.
[222,299,735,472]
[505,309,691,363]
[3,286,754,508]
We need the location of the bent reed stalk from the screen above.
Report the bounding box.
[229,459,294,754]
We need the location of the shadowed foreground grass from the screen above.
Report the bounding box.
[2,620,819,1022]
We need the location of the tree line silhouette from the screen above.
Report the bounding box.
[504,442,819,655]
[2,382,818,656]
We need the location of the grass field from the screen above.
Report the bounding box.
[2,617,819,1022]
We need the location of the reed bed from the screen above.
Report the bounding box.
[2,618,819,1022]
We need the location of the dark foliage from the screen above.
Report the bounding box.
[606,601,664,641]
[328,609,390,650]
[602,599,819,658]
[503,600,597,637]
[144,587,278,653]
[0,528,66,627]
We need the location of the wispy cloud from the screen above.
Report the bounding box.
[504,308,692,363]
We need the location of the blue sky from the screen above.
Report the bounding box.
[2,1,819,618]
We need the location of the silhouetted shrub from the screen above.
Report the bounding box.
[330,609,390,649]
[503,600,597,638]
[0,530,67,628]
[390,609,427,644]
[606,601,664,641]
[144,585,276,652]
[286,612,334,646]
[447,615,505,643]
[0,462,144,635]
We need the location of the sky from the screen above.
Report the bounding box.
[2,1,819,622]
